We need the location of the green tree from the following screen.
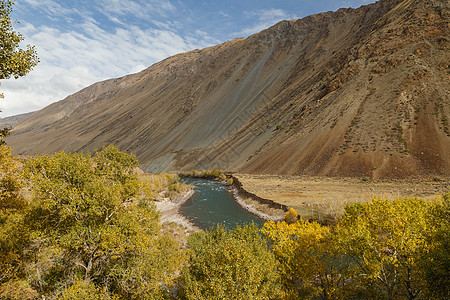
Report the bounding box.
[0,0,38,93]
[24,145,184,299]
[0,0,39,141]
[179,224,285,299]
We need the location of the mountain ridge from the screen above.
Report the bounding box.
[6,0,450,179]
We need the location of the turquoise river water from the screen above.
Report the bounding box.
[180,177,265,230]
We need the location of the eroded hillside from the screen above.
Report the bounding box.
[7,0,449,178]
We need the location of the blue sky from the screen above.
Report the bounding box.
[1,0,375,117]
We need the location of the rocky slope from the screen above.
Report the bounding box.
[7,0,449,178]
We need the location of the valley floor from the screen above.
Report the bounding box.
[233,174,449,222]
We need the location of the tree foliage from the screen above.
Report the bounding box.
[337,198,433,299]
[0,142,448,299]
[262,219,352,299]
[179,224,285,299]
[284,207,298,224]
[263,197,449,299]
[0,0,39,141]
[0,145,30,291]
[0,0,38,86]
[22,145,184,298]
[422,193,449,298]
[58,278,116,300]
[0,144,24,211]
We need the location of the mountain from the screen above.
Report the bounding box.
[6,0,449,179]
[0,111,34,129]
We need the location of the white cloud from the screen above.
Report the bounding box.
[219,11,231,18]
[97,0,176,20]
[238,8,299,37]
[19,0,73,17]
[0,17,212,116]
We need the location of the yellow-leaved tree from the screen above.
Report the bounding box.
[23,145,184,299]
[337,198,432,299]
[262,219,354,299]
[421,193,449,298]
[284,207,299,224]
[0,145,36,299]
[179,224,285,299]
[0,1,38,295]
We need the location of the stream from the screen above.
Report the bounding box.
[180,177,265,230]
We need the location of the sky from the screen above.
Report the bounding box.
[1,0,375,117]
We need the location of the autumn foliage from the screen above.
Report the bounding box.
[284,207,299,224]
[263,196,449,299]
[0,144,448,299]
[179,224,285,299]
[0,145,185,299]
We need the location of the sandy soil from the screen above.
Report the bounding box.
[154,189,200,232]
[234,174,449,222]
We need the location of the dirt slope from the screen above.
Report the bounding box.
[0,112,34,129]
[6,0,450,178]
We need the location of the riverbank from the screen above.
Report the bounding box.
[232,173,449,223]
[154,189,200,232]
[230,186,285,221]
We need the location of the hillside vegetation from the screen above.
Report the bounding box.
[0,145,448,299]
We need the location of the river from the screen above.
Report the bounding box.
[180,177,265,230]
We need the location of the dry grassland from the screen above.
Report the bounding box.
[234,174,449,223]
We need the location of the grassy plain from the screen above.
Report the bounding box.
[234,174,449,223]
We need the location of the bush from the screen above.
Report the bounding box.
[58,279,113,300]
[0,145,30,287]
[179,224,284,299]
[284,208,299,224]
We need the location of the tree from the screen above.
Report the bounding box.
[262,219,351,299]
[337,198,432,299]
[24,145,184,298]
[0,145,34,298]
[422,193,449,298]
[0,0,39,141]
[179,224,285,299]
[0,0,38,93]
[0,144,25,211]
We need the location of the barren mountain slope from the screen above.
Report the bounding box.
[0,112,34,128]
[7,0,449,178]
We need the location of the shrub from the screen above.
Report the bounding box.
[179,224,284,299]
[284,208,299,224]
